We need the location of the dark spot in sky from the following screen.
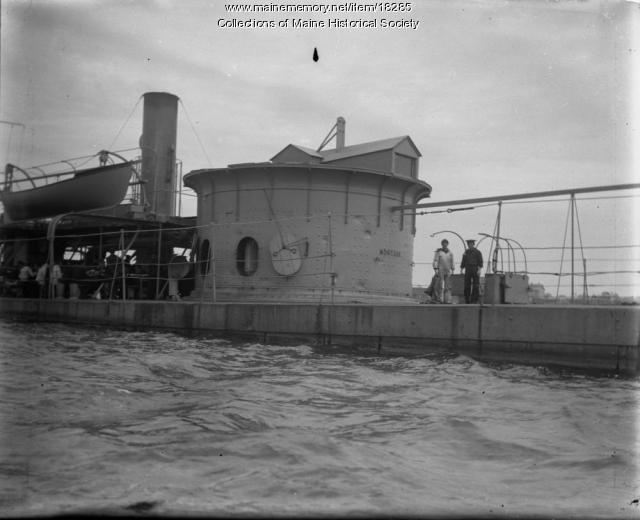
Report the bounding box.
[313,48,319,62]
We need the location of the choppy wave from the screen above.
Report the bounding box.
[0,320,638,517]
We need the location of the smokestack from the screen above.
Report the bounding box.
[336,117,345,150]
[140,92,179,217]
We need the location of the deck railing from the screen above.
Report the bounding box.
[0,188,638,304]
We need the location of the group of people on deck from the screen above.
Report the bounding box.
[429,238,484,304]
[16,260,64,298]
[7,254,149,300]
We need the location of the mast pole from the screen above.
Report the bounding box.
[571,193,575,303]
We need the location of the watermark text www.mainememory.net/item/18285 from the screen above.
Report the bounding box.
[218,2,421,30]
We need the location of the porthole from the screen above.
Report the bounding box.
[236,237,259,276]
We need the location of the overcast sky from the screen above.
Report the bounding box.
[1,0,638,296]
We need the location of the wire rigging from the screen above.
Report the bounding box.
[574,199,588,298]
[555,197,572,300]
[107,96,143,152]
[178,99,213,168]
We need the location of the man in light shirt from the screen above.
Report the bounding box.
[432,239,455,304]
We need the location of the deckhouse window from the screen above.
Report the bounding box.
[236,237,259,276]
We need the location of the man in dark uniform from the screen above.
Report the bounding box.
[461,239,483,303]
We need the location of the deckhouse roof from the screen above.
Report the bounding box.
[320,136,421,162]
[270,135,421,164]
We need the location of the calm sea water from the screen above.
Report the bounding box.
[0,320,638,518]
